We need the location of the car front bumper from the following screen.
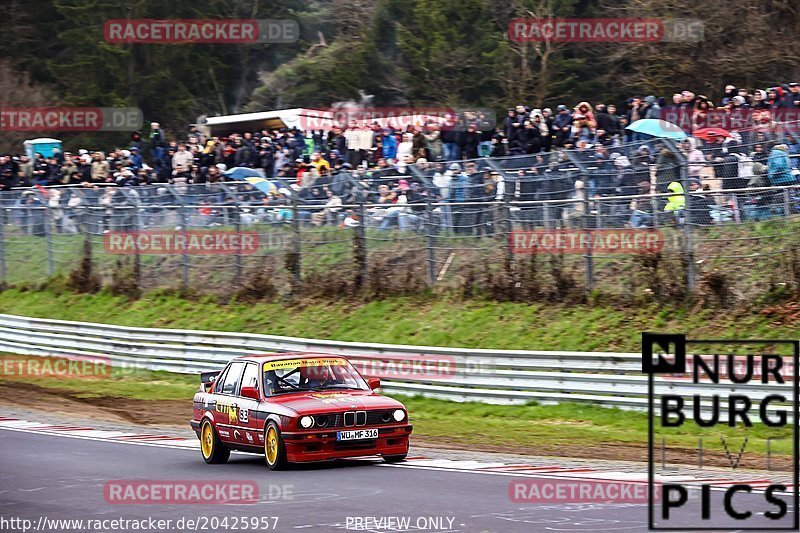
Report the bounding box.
[281,425,412,462]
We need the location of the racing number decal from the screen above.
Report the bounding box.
[239,408,248,423]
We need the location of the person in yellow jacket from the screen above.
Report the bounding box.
[664,181,686,223]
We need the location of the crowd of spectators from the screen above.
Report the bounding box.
[2,82,800,234]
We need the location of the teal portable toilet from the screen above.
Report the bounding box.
[24,138,63,159]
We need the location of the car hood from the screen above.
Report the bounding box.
[267,389,404,414]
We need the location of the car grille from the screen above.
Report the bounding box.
[314,410,394,428]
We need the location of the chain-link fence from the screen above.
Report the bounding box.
[2,134,799,304]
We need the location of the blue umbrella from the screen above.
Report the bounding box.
[625,119,687,140]
[224,167,277,194]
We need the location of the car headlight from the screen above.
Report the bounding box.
[393,409,406,422]
[299,416,314,429]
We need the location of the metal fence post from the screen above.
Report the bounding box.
[234,203,243,286]
[0,208,6,286]
[180,210,189,290]
[26,204,33,235]
[82,206,92,275]
[133,201,142,288]
[353,194,368,291]
[503,194,513,272]
[290,194,301,291]
[44,206,54,277]
[783,189,791,217]
[425,195,436,287]
[679,154,695,293]
[583,192,593,297]
[663,138,695,293]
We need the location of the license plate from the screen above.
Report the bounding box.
[337,428,379,441]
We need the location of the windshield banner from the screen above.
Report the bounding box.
[263,358,348,371]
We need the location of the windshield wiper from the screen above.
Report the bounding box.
[274,374,301,390]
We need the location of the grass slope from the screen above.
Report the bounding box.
[0,287,795,352]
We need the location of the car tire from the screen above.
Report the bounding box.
[264,421,288,471]
[383,454,407,463]
[200,419,230,464]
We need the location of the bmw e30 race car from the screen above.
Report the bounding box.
[190,353,412,470]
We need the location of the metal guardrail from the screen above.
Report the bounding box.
[0,313,788,410]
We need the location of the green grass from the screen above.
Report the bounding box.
[400,395,791,457]
[0,287,795,352]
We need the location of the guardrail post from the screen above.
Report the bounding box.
[44,206,54,278]
[425,195,436,287]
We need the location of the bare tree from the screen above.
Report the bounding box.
[0,60,58,153]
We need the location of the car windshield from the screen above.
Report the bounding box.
[263,357,368,395]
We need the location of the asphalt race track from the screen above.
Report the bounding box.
[0,425,794,533]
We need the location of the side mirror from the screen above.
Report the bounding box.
[367,377,381,390]
[240,386,260,400]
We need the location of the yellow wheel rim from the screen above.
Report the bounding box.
[266,426,278,464]
[201,422,214,458]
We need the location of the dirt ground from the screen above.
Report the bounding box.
[0,380,792,471]
[0,381,191,427]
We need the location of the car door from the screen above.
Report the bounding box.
[213,361,246,444]
[234,362,263,448]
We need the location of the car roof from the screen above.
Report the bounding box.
[231,353,351,364]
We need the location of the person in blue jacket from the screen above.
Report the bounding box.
[380,129,398,161]
[767,144,796,185]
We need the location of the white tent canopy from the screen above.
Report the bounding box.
[200,108,336,135]
[200,107,455,136]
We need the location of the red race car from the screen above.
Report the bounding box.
[190,353,412,470]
